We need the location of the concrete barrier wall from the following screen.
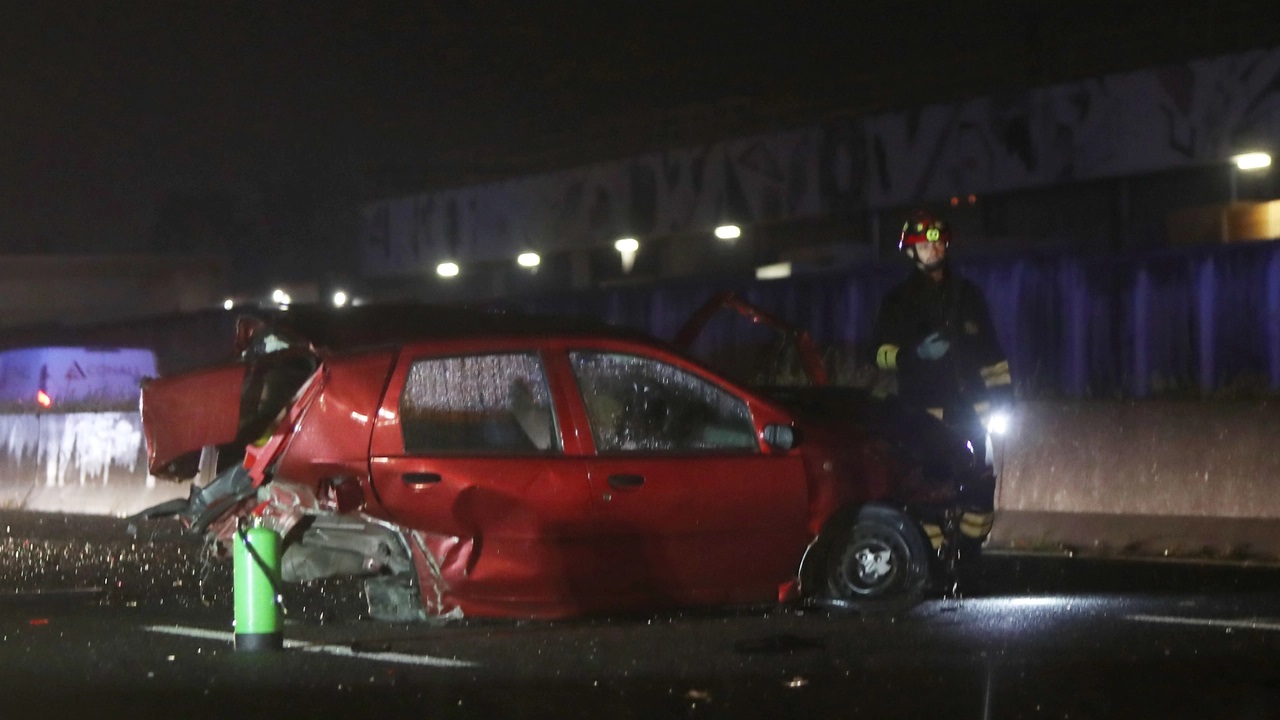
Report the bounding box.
[991,400,1280,561]
[997,400,1280,517]
[1,403,1277,563]
[0,412,188,516]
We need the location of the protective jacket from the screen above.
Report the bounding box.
[871,269,1011,424]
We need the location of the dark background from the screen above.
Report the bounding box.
[4,1,1280,289]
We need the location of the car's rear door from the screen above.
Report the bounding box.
[562,346,810,606]
[367,340,599,612]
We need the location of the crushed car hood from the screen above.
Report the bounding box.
[758,385,978,492]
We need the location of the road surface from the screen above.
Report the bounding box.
[1,511,1278,718]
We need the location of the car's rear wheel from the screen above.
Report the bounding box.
[818,505,929,614]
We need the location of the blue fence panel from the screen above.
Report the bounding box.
[521,240,1280,398]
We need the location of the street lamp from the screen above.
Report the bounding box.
[1233,152,1272,171]
[714,224,741,241]
[614,237,639,273]
[1229,151,1272,202]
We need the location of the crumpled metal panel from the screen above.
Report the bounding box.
[406,528,470,618]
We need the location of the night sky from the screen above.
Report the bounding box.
[3,2,1278,288]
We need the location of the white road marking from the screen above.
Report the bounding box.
[144,624,477,668]
[1127,614,1280,633]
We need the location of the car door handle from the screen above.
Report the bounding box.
[608,474,645,489]
[402,472,442,486]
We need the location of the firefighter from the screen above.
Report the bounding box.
[871,210,1011,575]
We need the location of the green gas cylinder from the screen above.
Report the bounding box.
[233,526,283,651]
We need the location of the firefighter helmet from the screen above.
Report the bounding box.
[898,211,952,251]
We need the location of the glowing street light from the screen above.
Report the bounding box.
[614,237,639,274]
[755,262,792,280]
[1229,151,1272,202]
[1233,152,1272,170]
[222,298,234,311]
[517,252,541,268]
[714,224,742,240]
[332,290,349,307]
[436,262,460,278]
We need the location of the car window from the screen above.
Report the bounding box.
[399,353,560,455]
[569,351,757,454]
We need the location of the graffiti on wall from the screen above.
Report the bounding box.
[0,411,193,516]
[361,45,1280,275]
[362,122,866,275]
[866,47,1280,207]
[0,412,145,488]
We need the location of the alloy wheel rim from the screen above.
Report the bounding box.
[835,535,900,597]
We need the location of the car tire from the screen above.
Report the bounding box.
[817,504,929,614]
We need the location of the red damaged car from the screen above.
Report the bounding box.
[136,301,991,620]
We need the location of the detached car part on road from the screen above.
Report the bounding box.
[135,301,992,620]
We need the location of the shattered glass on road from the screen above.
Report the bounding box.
[0,511,368,622]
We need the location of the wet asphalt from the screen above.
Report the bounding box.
[2,511,1280,719]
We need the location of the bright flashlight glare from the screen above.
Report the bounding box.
[222,299,234,311]
[436,262,460,278]
[517,252,541,268]
[332,290,349,307]
[614,237,639,254]
[1233,152,1272,170]
[271,289,291,306]
[714,224,742,240]
[986,411,1010,436]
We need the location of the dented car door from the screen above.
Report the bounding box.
[367,342,602,615]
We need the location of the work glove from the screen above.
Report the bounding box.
[916,332,950,361]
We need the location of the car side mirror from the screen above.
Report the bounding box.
[762,423,796,452]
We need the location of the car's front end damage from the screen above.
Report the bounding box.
[762,384,993,597]
[676,292,997,604]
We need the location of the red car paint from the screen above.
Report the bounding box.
[141,363,244,477]
[140,305,971,620]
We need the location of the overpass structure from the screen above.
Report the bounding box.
[359,46,1280,301]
